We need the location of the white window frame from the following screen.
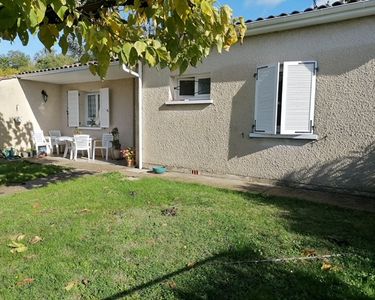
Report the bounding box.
[250,61,318,140]
[168,74,212,104]
[85,92,100,128]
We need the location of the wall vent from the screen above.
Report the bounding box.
[191,170,199,175]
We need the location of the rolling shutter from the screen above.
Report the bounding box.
[100,88,110,128]
[67,90,79,127]
[280,61,316,134]
[254,64,279,134]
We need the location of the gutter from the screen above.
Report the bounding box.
[246,1,375,37]
[136,63,143,170]
[17,64,95,79]
[122,64,139,78]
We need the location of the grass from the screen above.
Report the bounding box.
[0,160,66,185]
[0,172,374,299]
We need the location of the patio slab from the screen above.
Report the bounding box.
[2,156,374,213]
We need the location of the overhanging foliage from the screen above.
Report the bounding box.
[0,0,246,78]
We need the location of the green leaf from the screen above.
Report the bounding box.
[66,15,75,28]
[145,48,156,66]
[174,0,190,21]
[38,25,57,49]
[59,35,69,55]
[134,41,147,56]
[0,6,17,29]
[122,42,132,61]
[129,47,139,66]
[89,64,97,75]
[18,29,29,46]
[220,5,232,24]
[29,9,39,28]
[179,59,189,75]
[201,1,213,17]
[51,2,68,21]
[156,47,169,62]
[80,53,91,64]
[33,1,47,24]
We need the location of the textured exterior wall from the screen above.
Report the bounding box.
[0,78,61,150]
[142,17,375,194]
[61,79,135,147]
[0,78,135,151]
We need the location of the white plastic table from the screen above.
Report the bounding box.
[56,136,73,159]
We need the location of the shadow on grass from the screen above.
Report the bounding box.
[0,159,95,191]
[103,246,370,300]
[103,191,375,300]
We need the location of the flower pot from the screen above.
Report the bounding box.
[112,149,122,160]
[125,159,135,167]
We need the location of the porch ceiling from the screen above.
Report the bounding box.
[17,63,137,84]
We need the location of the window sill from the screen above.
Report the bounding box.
[165,100,213,105]
[78,127,103,130]
[249,133,318,140]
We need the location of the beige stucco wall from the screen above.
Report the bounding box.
[0,78,62,150]
[142,16,375,194]
[60,79,135,147]
[0,77,134,151]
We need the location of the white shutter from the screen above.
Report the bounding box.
[100,88,110,128]
[280,61,316,134]
[254,64,279,134]
[67,90,79,127]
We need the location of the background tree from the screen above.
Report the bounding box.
[67,35,85,61]
[0,0,246,78]
[34,49,75,69]
[0,50,32,70]
[0,50,33,76]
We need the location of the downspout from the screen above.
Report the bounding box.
[122,63,143,170]
[137,63,143,170]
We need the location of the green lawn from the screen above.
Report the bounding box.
[0,160,66,185]
[0,173,374,299]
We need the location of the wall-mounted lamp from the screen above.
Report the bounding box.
[41,90,48,103]
[14,116,22,125]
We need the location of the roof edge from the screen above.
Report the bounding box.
[246,1,375,37]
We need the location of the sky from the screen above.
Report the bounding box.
[0,0,327,58]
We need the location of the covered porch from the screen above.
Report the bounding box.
[6,62,143,168]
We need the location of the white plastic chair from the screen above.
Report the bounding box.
[49,130,65,154]
[32,130,52,155]
[72,135,91,160]
[92,133,113,161]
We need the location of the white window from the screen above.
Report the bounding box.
[86,93,100,127]
[173,75,211,102]
[251,61,318,139]
[67,88,110,129]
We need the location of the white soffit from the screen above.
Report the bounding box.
[18,63,137,84]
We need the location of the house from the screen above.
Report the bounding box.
[0,0,374,195]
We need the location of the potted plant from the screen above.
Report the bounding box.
[20,147,29,158]
[26,148,32,157]
[111,127,122,160]
[122,147,136,167]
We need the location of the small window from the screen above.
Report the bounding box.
[174,75,211,101]
[198,78,211,95]
[179,78,195,96]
